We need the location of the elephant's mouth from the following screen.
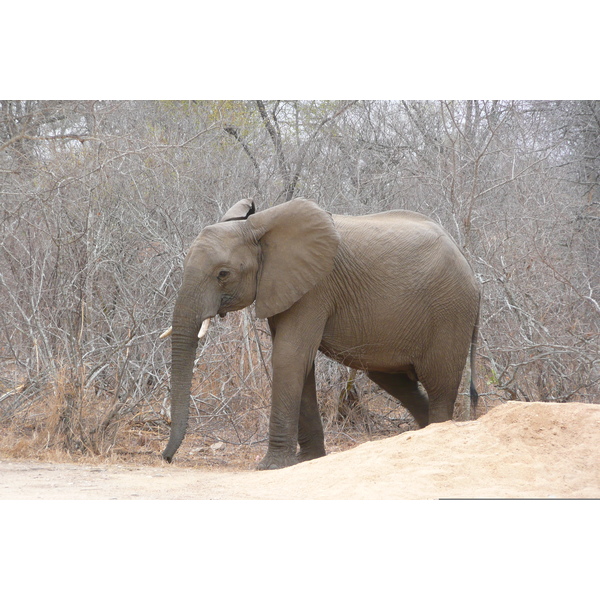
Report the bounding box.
[218,294,236,318]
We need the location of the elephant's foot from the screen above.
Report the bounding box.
[296,447,326,463]
[257,451,298,470]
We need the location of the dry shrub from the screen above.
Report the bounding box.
[0,361,166,463]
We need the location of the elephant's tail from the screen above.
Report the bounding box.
[469,300,480,420]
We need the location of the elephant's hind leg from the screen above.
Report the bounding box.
[297,362,326,463]
[416,369,462,424]
[416,347,466,424]
[366,371,430,428]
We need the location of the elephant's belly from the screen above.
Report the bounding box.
[318,338,416,375]
[318,309,429,375]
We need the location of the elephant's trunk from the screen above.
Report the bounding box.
[162,299,205,463]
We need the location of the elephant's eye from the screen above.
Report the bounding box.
[217,270,230,281]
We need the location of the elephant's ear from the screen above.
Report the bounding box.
[247,199,340,319]
[220,199,256,222]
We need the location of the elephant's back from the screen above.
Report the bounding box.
[332,209,450,243]
[332,210,459,262]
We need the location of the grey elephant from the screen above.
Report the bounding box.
[161,198,480,469]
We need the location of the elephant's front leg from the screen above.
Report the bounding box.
[257,330,320,470]
[297,362,326,463]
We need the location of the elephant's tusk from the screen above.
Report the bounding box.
[198,318,211,339]
[160,319,210,340]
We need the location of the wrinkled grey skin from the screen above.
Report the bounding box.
[163,198,480,470]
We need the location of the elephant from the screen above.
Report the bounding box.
[161,198,480,470]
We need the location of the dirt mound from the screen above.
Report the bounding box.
[2,401,599,499]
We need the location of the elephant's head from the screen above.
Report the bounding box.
[162,198,340,462]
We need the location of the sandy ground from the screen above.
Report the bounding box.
[2,401,599,500]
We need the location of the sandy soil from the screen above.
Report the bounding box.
[2,401,599,500]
